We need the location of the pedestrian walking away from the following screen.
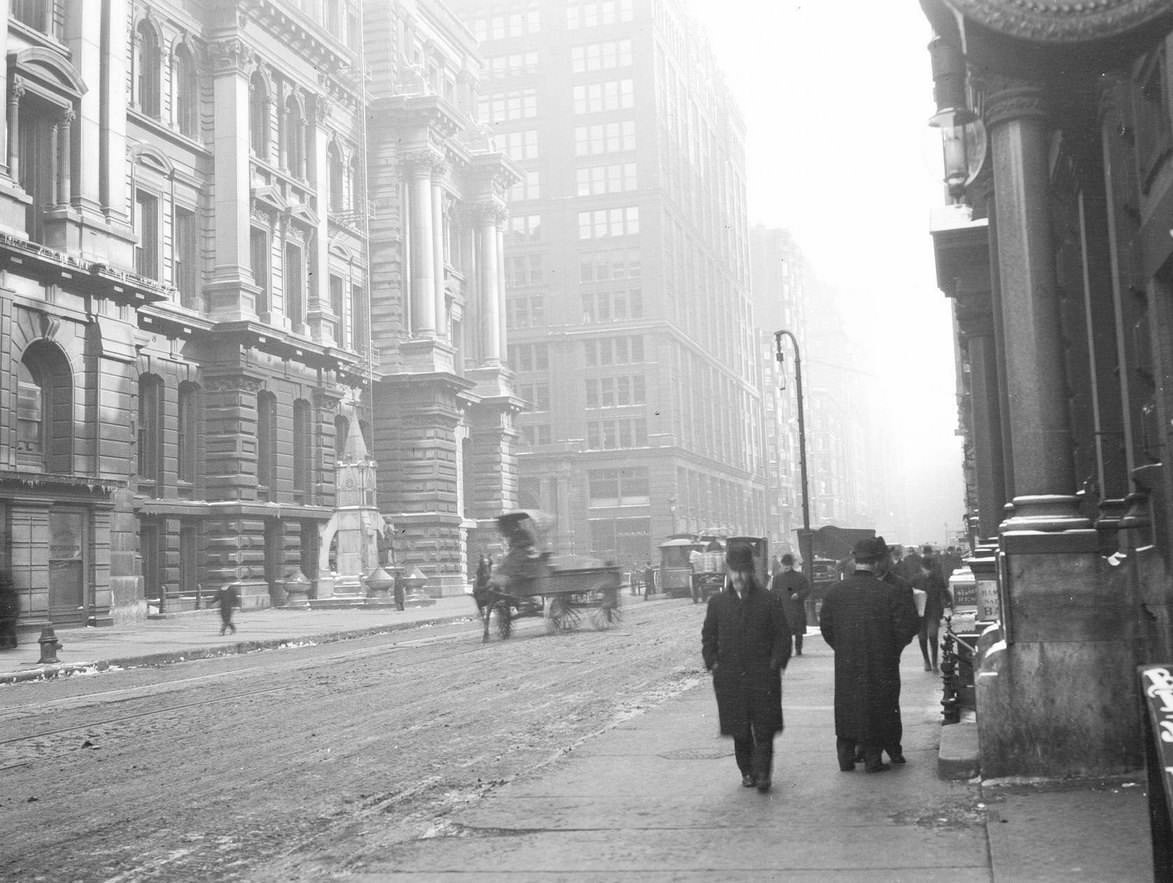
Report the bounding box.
[819,536,917,774]
[702,542,791,793]
[769,553,811,656]
[872,537,920,764]
[913,555,952,672]
[209,581,241,635]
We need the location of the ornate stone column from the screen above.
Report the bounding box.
[208,38,256,321]
[310,95,335,346]
[405,149,439,336]
[972,76,1138,778]
[7,78,22,182]
[431,166,447,340]
[985,77,1084,530]
[56,109,73,205]
[477,200,506,365]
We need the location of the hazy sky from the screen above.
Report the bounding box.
[686,0,967,544]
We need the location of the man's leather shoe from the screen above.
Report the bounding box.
[741,774,756,788]
[889,752,907,764]
[755,776,771,793]
[864,762,891,773]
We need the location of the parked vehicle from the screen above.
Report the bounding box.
[657,536,700,598]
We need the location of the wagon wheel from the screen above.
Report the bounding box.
[590,589,622,630]
[487,599,513,640]
[546,595,580,633]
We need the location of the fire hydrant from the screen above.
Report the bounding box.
[37,626,62,664]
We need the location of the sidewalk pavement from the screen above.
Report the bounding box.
[0,594,482,685]
[0,597,1154,881]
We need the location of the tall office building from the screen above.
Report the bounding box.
[449,0,764,566]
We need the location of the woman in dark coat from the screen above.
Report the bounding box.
[820,537,913,773]
[702,543,791,793]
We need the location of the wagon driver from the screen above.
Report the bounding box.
[701,542,791,793]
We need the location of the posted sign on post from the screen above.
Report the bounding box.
[1140,664,1173,879]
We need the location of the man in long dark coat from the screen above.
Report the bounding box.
[702,542,791,793]
[769,553,811,656]
[873,537,922,763]
[819,537,916,773]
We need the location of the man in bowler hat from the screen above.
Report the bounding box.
[820,536,916,773]
[702,541,790,792]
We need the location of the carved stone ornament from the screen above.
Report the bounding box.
[475,200,508,227]
[950,0,1173,44]
[400,147,447,179]
[210,38,252,75]
[204,374,266,394]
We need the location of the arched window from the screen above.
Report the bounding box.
[293,398,313,503]
[17,342,73,473]
[249,71,269,158]
[173,44,199,138]
[136,20,161,119]
[177,382,200,486]
[257,391,277,499]
[283,94,304,177]
[328,143,344,213]
[137,374,164,495]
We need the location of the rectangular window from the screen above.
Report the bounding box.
[179,523,198,597]
[250,228,270,316]
[284,242,304,329]
[135,190,159,279]
[351,284,368,353]
[174,207,199,309]
[330,275,345,346]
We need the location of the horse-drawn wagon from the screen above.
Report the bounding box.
[477,510,622,641]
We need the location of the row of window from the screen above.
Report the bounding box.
[485,40,632,79]
[487,52,541,78]
[582,287,643,322]
[505,251,643,291]
[576,163,637,196]
[571,41,634,73]
[578,207,640,239]
[478,89,538,123]
[567,0,635,30]
[586,418,647,450]
[575,121,637,156]
[588,467,649,507]
[470,7,542,41]
[505,287,643,327]
[584,335,645,366]
[585,375,646,408]
[573,80,634,114]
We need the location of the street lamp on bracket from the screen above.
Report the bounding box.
[774,329,814,578]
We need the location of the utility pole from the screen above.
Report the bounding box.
[775,330,814,576]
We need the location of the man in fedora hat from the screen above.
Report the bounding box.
[702,541,791,793]
[872,536,921,763]
[819,536,916,773]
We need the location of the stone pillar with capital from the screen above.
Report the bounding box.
[207,38,258,321]
[972,75,1140,779]
[310,95,337,346]
[405,150,439,336]
[477,200,506,365]
[432,164,448,340]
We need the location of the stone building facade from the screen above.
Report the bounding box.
[0,0,517,634]
[921,0,1173,777]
